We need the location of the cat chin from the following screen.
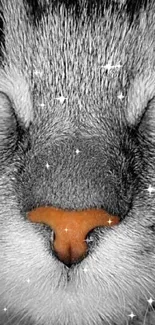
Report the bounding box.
[1,212,155,325]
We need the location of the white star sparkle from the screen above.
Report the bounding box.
[117,93,124,100]
[102,62,122,73]
[147,297,154,306]
[39,102,46,107]
[107,219,112,225]
[46,162,50,169]
[55,96,68,104]
[128,312,136,319]
[75,149,80,154]
[34,70,39,75]
[3,307,7,312]
[146,185,155,195]
[34,70,43,77]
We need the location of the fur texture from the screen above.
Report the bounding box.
[0,0,155,324]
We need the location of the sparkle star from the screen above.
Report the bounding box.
[34,70,43,77]
[147,297,154,305]
[34,70,39,75]
[55,96,68,104]
[146,185,155,195]
[64,228,68,232]
[46,162,50,169]
[102,63,113,73]
[39,102,46,107]
[107,219,112,225]
[75,149,80,154]
[102,62,122,73]
[117,93,124,100]
[128,312,136,319]
[3,307,7,312]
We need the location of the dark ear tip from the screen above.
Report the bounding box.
[0,90,15,124]
[0,89,31,163]
[0,91,18,150]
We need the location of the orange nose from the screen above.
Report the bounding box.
[28,207,120,265]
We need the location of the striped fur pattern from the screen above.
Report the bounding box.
[0,1,155,324]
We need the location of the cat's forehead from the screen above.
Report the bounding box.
[0,0,155,130]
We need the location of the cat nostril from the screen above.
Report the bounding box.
[28,206,120,267]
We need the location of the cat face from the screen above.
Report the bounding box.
[0,1,155,324]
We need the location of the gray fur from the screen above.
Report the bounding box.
[0,0,155,324]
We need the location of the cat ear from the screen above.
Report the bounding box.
[0,68,33,128]
[0,90,18,157]
[0,67,33,160]
[126,73,155,127]
[138,97,155,142]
